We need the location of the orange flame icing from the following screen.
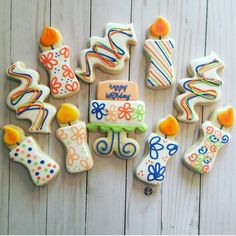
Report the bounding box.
[40,26,59,47]
[57,103,80,124]
[149,16,170,37]
[3,126,21,145]
[159,115,179,136]
[217,107,235,127]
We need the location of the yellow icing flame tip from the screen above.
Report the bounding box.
[149,16,170,37]
[40,26,60,47]
[158,115,179,136]
[217,106,235,127]
[3,126,21,145]
[57,103,80,124]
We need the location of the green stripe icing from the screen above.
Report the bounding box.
[87,123,148,133]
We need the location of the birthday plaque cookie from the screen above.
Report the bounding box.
[39,26,80,98]
[75,23,137,83]
[87,80,147,159]
[2,125,60,186]
[6,61,56,133]
[175,52,224,123]
[56,103,93,173]
[144,16,176,89]
[136,115,179,185]
[183,106,235,174]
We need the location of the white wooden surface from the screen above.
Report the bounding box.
[0,0,236,234]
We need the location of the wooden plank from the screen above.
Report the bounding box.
[200,0,236,234]
[8,0,50,234]
[46,0,90,234]
[126,0,207,234]
[86,0,131,234]
[0,0,11,234]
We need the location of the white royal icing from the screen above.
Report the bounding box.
[175,52,224,123]
[56,122,93,173]
[75,23,137,83]
[136,133,178,185]
[6,61,56,133]
[9,137,60,186]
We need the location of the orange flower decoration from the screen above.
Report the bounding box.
[67,147,80,166]
[65,81,79,92]
[118,102,133,120]
[56,129,68,139]
[71,126,86,145]
[40,52,58,70]
[50,76,62,95]
[62,64,75,79]
[59,47,70,58]
[105,104,118,121]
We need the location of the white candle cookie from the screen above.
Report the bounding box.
[136,115,179,185]
[56,103,93,173]
[144,16,176,89]
[6,61,56,133]
[183,106,235,174]
[75,23,137,83]
[2,125,60,186]
[175,52,224,123]
[39,26,80,98]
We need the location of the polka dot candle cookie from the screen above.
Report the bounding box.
[3,125,60,186]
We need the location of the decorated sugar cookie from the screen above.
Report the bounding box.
[39,26,80,98]
[6,61,56,133]
[144,16,176,89]
[56,103,93,173]
[75,23,137,83]
[183,106,235,174]
[2,125,60,186]
[136,115,179,185]
[87,80,147,159]
[175,52,224,123]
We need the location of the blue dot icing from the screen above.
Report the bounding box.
[14,153,18,157]
[27,160,32,164]
[28,147,32,151]
[35,172,39,176]
[50,169,54,174]
[40,160,45,164]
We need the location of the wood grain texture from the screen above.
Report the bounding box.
[86,0,131,234]
[1,0,236,234]
[46,0,90,234]
[0,0,11,234]
[200,0,236,234]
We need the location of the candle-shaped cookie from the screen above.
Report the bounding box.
[136,115,179,185]
[6,61,56,133]
[87,80,147,159]
[56,103,93,173]
[144,16,175,89]
[175,52,224,123]
[2,125,60,186]
[39,26,80,98]
[75,23,137,83]
[183,106,235,174]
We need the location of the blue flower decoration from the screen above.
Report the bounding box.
[147,162,166,182]
[91,101,107,120]
[167,143,178,156]
[149,136,164,159]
